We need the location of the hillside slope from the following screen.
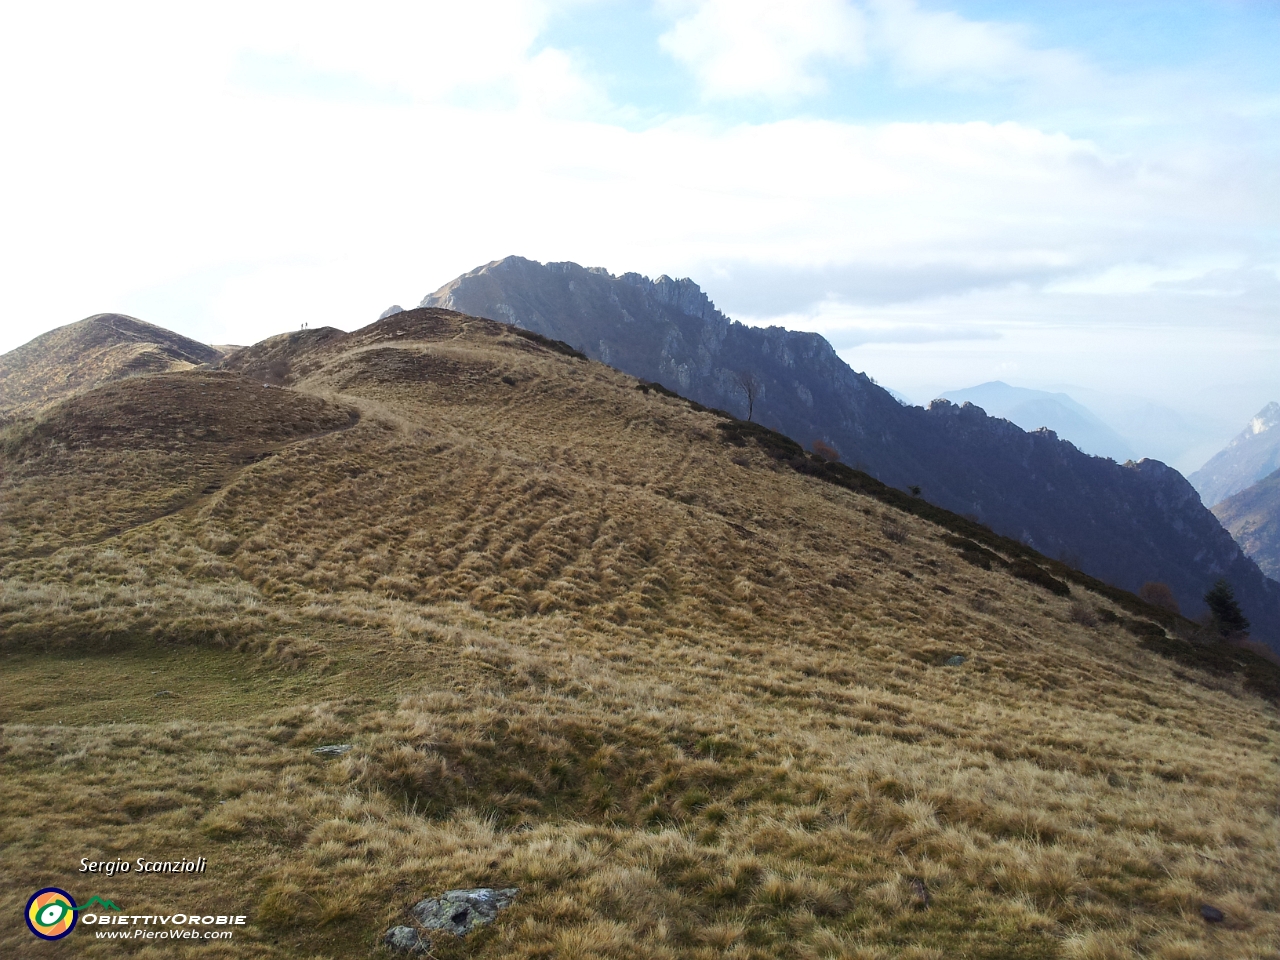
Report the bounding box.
[1190,402,1280,507]
[2,312,1280,957]
[1,308,1277,959]
[1215,468,1280,580]
[423,258,1280,651]
[0,313,221,421]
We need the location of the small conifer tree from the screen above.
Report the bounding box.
[1204,579,1249,637]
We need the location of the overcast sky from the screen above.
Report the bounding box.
[1,1,1276,451]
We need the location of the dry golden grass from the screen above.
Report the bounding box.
[1,310,1277,958]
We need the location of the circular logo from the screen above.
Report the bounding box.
[26,888,78,940]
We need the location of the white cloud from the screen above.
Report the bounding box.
[658,0,867,100]
[221,0,558,103]
[0,89,1261,348]
[867,0,1086,88]
[0,2,1273,435]
[655,0,1090,100]
[1045,260,1246,297]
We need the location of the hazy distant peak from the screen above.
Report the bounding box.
[1190,401,1280,507]
[1247,402,1280,437]
[936,381,1134,462]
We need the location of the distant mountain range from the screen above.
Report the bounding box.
[936,382,1135,462]
[1189,402,1280,507]
[1055,386,1215,476]
[423,256,1280,652]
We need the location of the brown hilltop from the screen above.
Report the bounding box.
[0,312,222,421]
[0,307,1277,958]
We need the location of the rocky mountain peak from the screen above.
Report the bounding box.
[1248,402,1280,436]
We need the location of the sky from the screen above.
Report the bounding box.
[0,1,1277,467]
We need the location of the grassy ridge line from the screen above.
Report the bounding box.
[713,418,1150,614]
[631,379,1180,627]
[707,409,1280,702]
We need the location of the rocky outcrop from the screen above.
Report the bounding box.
[411,888,518,936]
[422,258,1280,652]
[311,744,352,758]
[384,887,518,953]
[383,926,427,954]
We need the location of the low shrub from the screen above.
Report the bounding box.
[1138,582,1180,614]
[811,439,840,462]
[944,536,1005,570]
[1067,602,1098,627]
[1009,560,1071,597]
[512,328,588,360]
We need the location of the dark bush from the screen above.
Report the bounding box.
[944,536,1006,570]
[716,420,803,459]
[512,328,588,360]
[881,522,907,544]
[1067,602,1098,626]
[1008,560,1071,596]
[1120,617,1167,639]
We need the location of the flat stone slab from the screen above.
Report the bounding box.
[383,925,427,953]
[944,655,967,666]
[410,887,519,937]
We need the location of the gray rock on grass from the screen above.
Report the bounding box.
[1200,903,1225,923]
[383,925,427,953]
[411,888,519,937]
